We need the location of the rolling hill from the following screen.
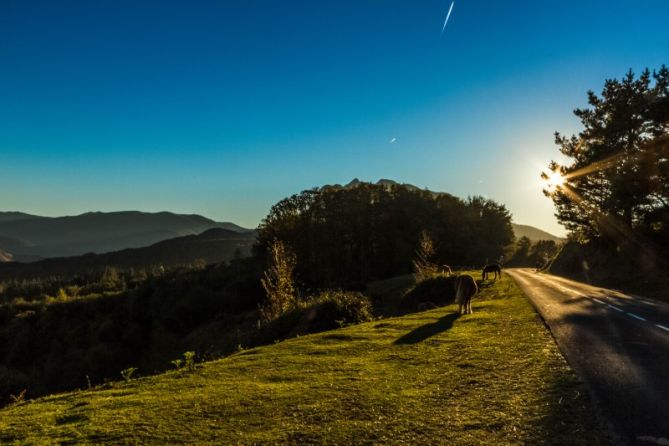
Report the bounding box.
[0,211,252,261]
[511,223,564,243]
[0,228,256,279]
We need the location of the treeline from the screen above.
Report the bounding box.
[256,183,514,289]
[0,227,255,303]
[0,258,265,405]
[0,266,171,304]
[506,236,560,268]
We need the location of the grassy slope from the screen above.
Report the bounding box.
[0,274,606,445]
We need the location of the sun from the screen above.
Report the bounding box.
[546,171,565,188]
[541,168,565,193]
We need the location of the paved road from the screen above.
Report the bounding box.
[506,268,669,446]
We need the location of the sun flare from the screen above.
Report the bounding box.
[542,169,565,192]
[547,171,564,188]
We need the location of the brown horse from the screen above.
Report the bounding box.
[482,263,502,280]
[454,274,478,314]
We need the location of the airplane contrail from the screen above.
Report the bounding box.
[441,1,455,34]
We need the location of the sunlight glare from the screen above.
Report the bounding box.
[542,168,565,193]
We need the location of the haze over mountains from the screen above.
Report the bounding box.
[511,224,564,243]
[0,228,256,279]
[0,211,251,261]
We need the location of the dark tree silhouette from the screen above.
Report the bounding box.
[256,182,514,289]
[547,66,669,244]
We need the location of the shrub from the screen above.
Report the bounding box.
[261,290,374,340]
[413,231,439,280]
[308,290,375,328]
[170,359,184,370]
[260,240,297,322]
[399,275,458,313]
[183,351,196,371]
[120,367,138,382]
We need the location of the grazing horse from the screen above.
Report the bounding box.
[482,263,502,280]
[454,274,478,314]
[440,264,453,276]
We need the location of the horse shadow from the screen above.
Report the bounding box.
[393,312,461,345]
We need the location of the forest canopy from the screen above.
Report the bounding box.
[256,182,514,289]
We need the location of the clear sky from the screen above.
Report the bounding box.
[1,1,668,234]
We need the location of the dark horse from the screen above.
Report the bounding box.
[482,263,502,280]
[455,274,478,314]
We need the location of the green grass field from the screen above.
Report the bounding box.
[0,274,607,445]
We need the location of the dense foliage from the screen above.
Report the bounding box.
[506,236,560,268]
[0,258,264,406]
[399,275,458,312]
[548,66,669,249]
[256,182,514,289]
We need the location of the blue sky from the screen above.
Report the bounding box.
[1,0,668,234]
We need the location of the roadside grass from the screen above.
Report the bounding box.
[0,273,607,445]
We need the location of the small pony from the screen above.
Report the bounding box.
[454,274,478,314]
[482,263,502,280]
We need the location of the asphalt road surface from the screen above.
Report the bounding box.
[507,268,669,446]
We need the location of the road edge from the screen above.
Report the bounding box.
[506,269,620,446]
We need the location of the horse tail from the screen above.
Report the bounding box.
[454,277,463,304]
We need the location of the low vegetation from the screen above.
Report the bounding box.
[0,274,606,445]
[399,274,458,312]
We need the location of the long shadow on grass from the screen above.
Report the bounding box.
[393,312,460,345]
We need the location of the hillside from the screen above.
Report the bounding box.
[511,223,564,243]
[0,212,42,224]
[0,228,256,280]
[0,275,606,445]
[0,211,251,260]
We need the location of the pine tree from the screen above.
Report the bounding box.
[547,66,669,242]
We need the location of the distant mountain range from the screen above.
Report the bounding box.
[0,187,563,263]
[0,228,256,279]
[511,224,564,243]
[0,211,253,261]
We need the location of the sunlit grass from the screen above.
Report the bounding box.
[0,274,607,445]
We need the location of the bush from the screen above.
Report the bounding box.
[260,240,297,322]
[399,275,458,313]
[306,290,374,329]
[260,291,374,340]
